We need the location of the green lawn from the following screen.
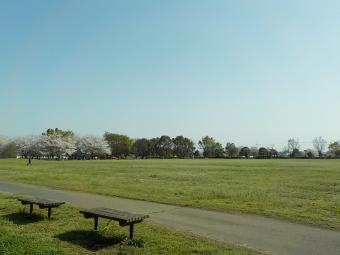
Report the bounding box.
[0,159,339,230]
[0,193,259,255]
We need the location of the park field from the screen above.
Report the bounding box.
[0,193,258,255]
[0,159,339,230]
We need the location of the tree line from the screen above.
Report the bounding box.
[0,129,340,159]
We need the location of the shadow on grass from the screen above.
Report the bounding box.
[55,230,126,251]
[4,212,45,225]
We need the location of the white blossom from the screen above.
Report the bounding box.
[76,135,111,159]
[12,136,39,157]
[36,134,76,158]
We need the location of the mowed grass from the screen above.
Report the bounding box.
[0,193,260,255]
[0,159,339,229]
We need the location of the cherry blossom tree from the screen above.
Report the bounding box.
[76,135,111,159]
[12,136,39,157]
[36,134,76,159]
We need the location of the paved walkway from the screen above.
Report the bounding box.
[0,180,339,255]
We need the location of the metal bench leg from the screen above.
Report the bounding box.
[29,204,33,215]
[129,224,134,239]
[94,216,98,230]
[48,208,52,219]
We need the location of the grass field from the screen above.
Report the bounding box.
[0,159,339,230]
[0,193,260,255]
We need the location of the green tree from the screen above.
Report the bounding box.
[239,147,250,158]
[258,147,269,158]
[173,136,195,158]
[43,128,74,137]
[225,142,238,158]
[304,150,315,158]
[104,132,132,157]
[148,138,160,157]
[198,136,217,158]
[329,141,340,157]
[133,138,150,159]
[214,143,225,158]
[291,148,301,158]
[155,135,173,158]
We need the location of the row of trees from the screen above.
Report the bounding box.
[104,133,196,159]
[1,129,340,159]
[198,136,279,158]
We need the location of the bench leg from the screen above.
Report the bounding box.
[94,216,98,231]
[129,224,134,239]
[48,208,52,219]
[29,204,33,215]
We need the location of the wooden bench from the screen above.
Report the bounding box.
[18,197,65,219]
[80,207,149,239]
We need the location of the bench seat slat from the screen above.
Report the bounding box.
[80,207,149,223]
[18,198,64,207]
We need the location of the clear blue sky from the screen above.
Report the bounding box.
[1,0,340,149]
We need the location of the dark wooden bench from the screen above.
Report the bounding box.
[80,207,149,239]
[18,197,65,219]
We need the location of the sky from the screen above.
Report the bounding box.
[1,0,340,149]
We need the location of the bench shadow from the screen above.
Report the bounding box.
[55,230,126,251]
[4,212,45,225]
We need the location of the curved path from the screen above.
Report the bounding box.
[0,180,339,255]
